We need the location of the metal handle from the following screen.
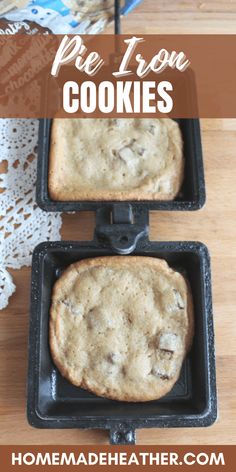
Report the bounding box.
[114,0,121,35]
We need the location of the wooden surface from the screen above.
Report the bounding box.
[1,0,236,445]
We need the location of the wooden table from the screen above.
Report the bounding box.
[1,0,236,445]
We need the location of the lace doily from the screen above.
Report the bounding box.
[0,119,62,310]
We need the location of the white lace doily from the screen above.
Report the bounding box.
[0,119,62,310]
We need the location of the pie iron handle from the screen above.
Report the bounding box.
[109,425,136,445]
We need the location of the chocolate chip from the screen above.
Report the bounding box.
[61,299,70,308]
[107,353,116,364]
[173,289,184,309]
[159,374,170,381]
[160,350,173,361]
[61,299,83,316]
[161,349,174,355]
[148,125,155,135]
[118,146,135,163]
[151,367,170,380]
[138,147,145,156]
[129,138,137,146]
[159,332,178,353]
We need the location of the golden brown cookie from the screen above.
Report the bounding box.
[48,118,184,201]
[50,256,193,402]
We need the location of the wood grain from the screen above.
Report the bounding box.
[106,0,236,34]
[1,1,236,445]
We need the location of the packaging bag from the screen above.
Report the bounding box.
[0,0,143,34]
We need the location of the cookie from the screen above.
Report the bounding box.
[48,118,184,201]
[50,256,193,402]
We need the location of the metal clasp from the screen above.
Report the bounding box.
[95,204,149,254]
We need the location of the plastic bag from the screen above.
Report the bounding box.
[0,0,143,35]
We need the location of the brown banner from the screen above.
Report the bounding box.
[0,446,235,471]
[0,34,236,118]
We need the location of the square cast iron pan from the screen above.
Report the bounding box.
[27,240,217,444]
[36,118,205,212]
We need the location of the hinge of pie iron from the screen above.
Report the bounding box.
[109,424,136,445]
[95,204,149,255]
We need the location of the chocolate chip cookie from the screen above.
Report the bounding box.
[50,256,193,402]
[49,118,184,201]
